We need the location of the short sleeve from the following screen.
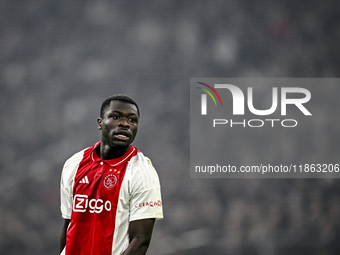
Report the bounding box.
[60,150,84,219]
[60,171,73,219]
[129,156,163,222]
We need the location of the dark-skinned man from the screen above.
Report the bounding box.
[60,95,163,255]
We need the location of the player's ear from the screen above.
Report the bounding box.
[97,117,103,130]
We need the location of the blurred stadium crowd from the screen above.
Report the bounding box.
[0,0,340,254]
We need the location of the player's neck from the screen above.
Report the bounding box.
[97,143,130,160]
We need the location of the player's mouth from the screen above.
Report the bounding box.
[113,131,131,141]
[114,134,129,141]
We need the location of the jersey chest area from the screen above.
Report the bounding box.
[72,159,129,215]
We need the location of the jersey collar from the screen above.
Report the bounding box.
[91,142,136,167]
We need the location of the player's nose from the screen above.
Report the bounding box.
[118,117,130,128]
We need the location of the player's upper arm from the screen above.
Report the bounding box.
[124,218,155,255]
[129,218,155,241]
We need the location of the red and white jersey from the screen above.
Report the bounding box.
[60,142,163,255]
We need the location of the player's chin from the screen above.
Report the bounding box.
[112,139,132,148]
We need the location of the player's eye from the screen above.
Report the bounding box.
[112,115,120,120]
[128,117,137,123]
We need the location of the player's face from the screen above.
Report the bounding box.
[98,100,139,149]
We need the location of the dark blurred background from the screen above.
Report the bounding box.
[1,0,340,254]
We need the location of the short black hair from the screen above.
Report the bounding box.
[100,94,140,118]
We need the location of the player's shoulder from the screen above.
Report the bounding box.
[128,150,160,188]
[63,148,87,169]
[130,150,155,171]
[61,148,88,187]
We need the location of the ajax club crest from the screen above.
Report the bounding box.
[103,173,118,190]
